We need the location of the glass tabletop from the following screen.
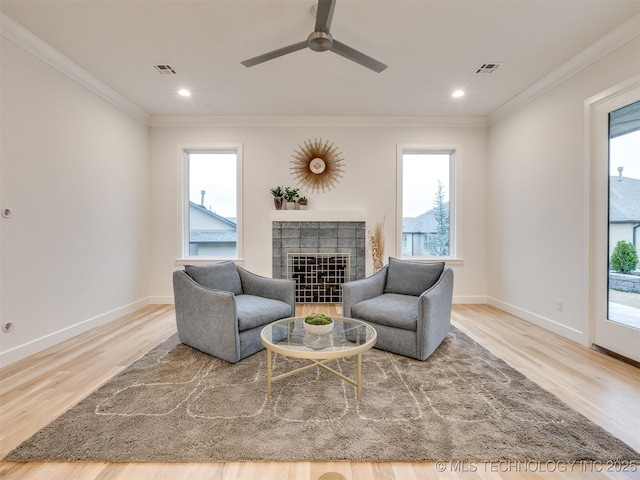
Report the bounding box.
[260,316,377,359]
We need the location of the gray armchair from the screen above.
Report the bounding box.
[173,261,295,363]
[342,257,453,361]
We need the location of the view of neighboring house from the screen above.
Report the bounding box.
[189,202,237,257]
[402,202,449,258]
[609,172,640,257]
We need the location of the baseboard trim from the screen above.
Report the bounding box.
[453,295,488,304]
[487,297,587,345]
[0,298,150,367]
[151,295,486,305]
[149,296,174,304]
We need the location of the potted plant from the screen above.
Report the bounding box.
[303,313,334,335]
[284,187,299,210]
[270,186,284,210]
[298,196,308,210]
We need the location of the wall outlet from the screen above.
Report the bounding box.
[2,321,14,333]
[555,299,563,312]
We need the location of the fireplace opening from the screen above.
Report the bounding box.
[287,253,350,303]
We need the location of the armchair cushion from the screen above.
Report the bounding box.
[185,261,243,295]
[384,258,444,296]
[351,293,419,331]
[235,294,293,331]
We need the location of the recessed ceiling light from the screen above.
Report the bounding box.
[178,89,191,97]
[452,90,465,98]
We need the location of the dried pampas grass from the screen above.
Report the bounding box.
[369,217,385,271]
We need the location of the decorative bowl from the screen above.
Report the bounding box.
[303,315,334,336]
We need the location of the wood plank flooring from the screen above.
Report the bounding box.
[0,303,638,480]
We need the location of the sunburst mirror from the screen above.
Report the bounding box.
[290,138,345,193]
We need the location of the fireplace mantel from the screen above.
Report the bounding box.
[271,209,367,222]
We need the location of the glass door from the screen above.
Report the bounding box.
[593,87,640,362]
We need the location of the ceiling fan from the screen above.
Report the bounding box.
[241,0,387,73]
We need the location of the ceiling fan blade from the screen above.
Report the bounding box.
[241,41,308,67]
[330,39,388,73]
[315,0,336,33]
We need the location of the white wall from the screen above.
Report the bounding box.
[0,38,150,366]
[148,122,489,304]
[487,38,640,344]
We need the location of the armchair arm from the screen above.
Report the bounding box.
[416,267,454,360]
[173,270,241,363]
[341,266,388,318]
[236,266,296,316]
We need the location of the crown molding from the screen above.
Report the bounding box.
[1,12,150,125]
[0,15,485,130]
[3,8,636,129]
[149,115,488,128]
[488,13,640,125]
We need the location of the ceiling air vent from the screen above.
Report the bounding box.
[474,63,503,74]
[151,64,179,76]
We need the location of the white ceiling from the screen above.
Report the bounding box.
[2,0,639,119]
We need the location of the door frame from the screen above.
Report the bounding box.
[584,75,640,360]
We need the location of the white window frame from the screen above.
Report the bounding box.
[396,145,457,261]
[178,145,244,264]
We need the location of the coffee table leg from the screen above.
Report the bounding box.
[356,353,362,401]
[266,348,272,397]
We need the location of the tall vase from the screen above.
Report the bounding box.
[273,196,284,210]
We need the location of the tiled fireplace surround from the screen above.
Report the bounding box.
[272,221,366,302]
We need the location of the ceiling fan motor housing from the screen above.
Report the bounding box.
[308,31,333,52]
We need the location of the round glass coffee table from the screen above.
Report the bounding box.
[260,316,377,401]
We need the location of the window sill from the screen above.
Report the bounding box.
[175,258,245,267]
[399,257,464,267]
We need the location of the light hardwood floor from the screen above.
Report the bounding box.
[0,304,638,480]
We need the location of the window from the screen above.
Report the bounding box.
[182,148,242,259]
[606,102,640,328]
[398,148,455,259]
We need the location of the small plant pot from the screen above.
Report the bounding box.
[285,201,297,210]
[273,196,284,210]
[299,204,308,210]
[304,319,334,335]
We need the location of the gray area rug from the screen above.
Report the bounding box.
[5,327,638,463]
